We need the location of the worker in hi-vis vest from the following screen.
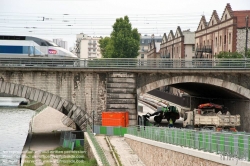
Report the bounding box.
[169,118,173,128]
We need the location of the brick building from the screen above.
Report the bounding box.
[195,3,250,58]
[160,27,195,59]
[147,38,161,58]
[140,34,162,59]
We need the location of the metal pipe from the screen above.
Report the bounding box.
[246,15,249,58]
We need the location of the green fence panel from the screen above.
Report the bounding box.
[75,140,81,147]
[218,133,225,154]
[248,135,250,161]
[223,133,232,157]
[63,140,69,148]
[68,141,73,149]
[190,130,195,149]
[174,129,178,145]
[121,127,127,136]
[185,130,191,148]
[159,129,165,142]
[100,126,107,134]
[113,127,122,136]
[194,132,200,149]
[179,130,184,146]
[211,132,217,153]
[170,129,175,144]
[238,135,245,159]
[198,132,203,150]
[204,131,211,152]
[125,126,250,161]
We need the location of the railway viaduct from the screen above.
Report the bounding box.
[1,66,250,131]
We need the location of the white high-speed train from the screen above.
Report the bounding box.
[0,35,77,58]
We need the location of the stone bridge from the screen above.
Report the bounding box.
[1,67,250,131]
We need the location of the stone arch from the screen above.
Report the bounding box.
[137,76,250,99]
[0,81,90,130]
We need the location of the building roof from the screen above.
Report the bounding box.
[161,33,168,44]
[221,3,234,20]
[208,10,221,26]
[233,11,250,28]
[140,35,162,40]
[196,3,250,31]
[176,26,183,37]
[168,30,175,41]
[196,15,207,31]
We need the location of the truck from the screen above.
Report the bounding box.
[138,105,180,126]
[183,103,240,131]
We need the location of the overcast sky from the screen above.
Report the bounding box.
[0,0,249,48]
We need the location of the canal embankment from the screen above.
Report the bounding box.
[21,105,75,166]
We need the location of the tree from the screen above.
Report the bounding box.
[99,37,113,58]
[99,16,140,58]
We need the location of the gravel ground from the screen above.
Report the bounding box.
[109,136,145,166]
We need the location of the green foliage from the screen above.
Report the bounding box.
[99,37,113,58]
[216,51,244,58]
[23,151,35,166]
[99,15,140,58]
[49,146,97,166]
[216,49,250,58]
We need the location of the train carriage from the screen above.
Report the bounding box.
[0,35,78,66]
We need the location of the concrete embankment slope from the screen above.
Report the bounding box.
[21,106,75,166]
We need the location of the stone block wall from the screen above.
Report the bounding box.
[125,135,231,166]
[0,70,107,129]
[106,72,137,126]
[237,29,250,53]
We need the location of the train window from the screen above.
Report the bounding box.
[41,42,47,46]
[27,37,42,45]
[45,41,52,46]
[46,40,58,47]
[0,36,25,40]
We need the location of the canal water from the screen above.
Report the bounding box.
[0,97,35,166]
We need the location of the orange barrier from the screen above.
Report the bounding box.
[102,112,129,127]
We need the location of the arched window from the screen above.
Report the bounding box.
[212,20,214,26]
[225,14,227,20]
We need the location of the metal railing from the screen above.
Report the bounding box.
[127,126,250,161]
[0,57,250,69]
[86,125,111,166]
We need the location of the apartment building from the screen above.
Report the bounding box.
[75,33,102,59]
[53,38,68,50]
[195,3,250,58]
[139,34,162,59]
[160,27,195,59]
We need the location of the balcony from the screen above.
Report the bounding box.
[160,53,170,58]
[195,45,212,53]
